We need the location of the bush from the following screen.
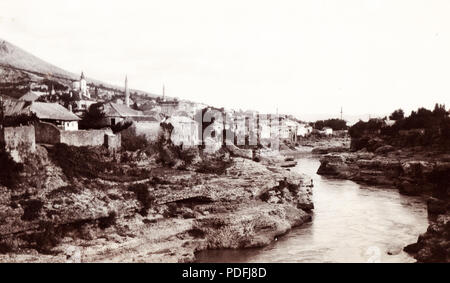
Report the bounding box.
[2,113,38,127]
[0,149,24,188]
[196,158,232,175]
[349,119,384,138]
[48,144,113,179]
[98,211,117,229]
[20,199,44,221]
[111,120,132,134]
[313,119,348,131]
[121,130,149,152]
[128,183,155,216]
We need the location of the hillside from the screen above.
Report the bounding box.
[0,39,158,99]
[0,40,76,80]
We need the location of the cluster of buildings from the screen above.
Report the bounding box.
[1,71,337,161]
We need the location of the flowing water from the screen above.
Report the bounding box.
[196,155,429,263]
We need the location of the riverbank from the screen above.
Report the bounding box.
[197,156,428,263]
[0,145,313,263]
[315,143,449,262]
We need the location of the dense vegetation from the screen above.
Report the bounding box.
[1,113,38,127]
[349,104,450,150]
[0,149,24,187]
[311,119,348,131]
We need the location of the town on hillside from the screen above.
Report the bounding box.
[0,70,347,162]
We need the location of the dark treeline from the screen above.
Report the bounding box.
[349,104,450,150]
[311,119,348,131]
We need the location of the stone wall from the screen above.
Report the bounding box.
[104,133,121,151]
[35,121,120,149]
[34,122,61,145]
[123,121,161,142]
[0,125,36,163]
[60,129,113,147]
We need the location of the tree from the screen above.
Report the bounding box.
[389,109,404,121]
[313,119,348,131]
[80,102,105,129]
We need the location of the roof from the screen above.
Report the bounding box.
[166,115,197,124]
[30,102,81,121]
[19,91,41,102]
[3,100,31,116]
[172,110,191,118]
[103,102,143,118]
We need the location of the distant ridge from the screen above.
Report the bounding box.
[0,39,158,98]
[0,39,76,80]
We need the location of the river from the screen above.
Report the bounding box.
[196,155,429,263]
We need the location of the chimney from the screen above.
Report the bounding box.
[125,75,130,107]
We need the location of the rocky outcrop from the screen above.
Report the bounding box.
[316,144,450,262]
[317,150,450,196]
[404,209,449,263]
[0,146,313,262]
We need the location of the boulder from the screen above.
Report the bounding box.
[374,145,395,154]
[427,197,447,215]
[398,180,422,196]
[226,144,253,159]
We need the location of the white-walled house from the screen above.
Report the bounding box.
[322,127,333,136]
[165,115,199,149]
[30,102,81,131]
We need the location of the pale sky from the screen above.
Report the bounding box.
[1,0,450,120]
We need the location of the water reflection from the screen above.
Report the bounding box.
[196,156,429,263]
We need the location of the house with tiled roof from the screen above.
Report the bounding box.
[30,102,80,131]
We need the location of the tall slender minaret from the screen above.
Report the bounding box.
[125,75,130,107]
[162,84,166,101]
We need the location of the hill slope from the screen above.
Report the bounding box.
[0,40,76,80]
[0,39,158,99]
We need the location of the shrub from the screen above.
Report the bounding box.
[48,143,117,180]
[2,113,38,127]
[20,199,44,221]
[32,221,62,254]
[195,158,232,175]
[0,149,23,188]
[98,211,117,229]
[121,130,149,152]
[111,120,132,134]
[128,184,155,216]
[313,119,348,131]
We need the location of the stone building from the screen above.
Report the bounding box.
[72,72,90,99]
[165,114,199,149]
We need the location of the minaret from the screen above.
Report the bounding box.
[125,75,130,107]
[80,71,88,97]
[162,84,166,102]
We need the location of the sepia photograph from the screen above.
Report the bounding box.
[0,0,449,272]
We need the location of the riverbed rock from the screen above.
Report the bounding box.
[404,212,450,263]
[226,144,253,159]
[0,146,313,263]
[427,197,448,215]
[374,145,395,154]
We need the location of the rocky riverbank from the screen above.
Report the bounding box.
[0,145,313,263]
[315,143,449,262]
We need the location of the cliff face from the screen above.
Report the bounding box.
[0,145,313,262]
